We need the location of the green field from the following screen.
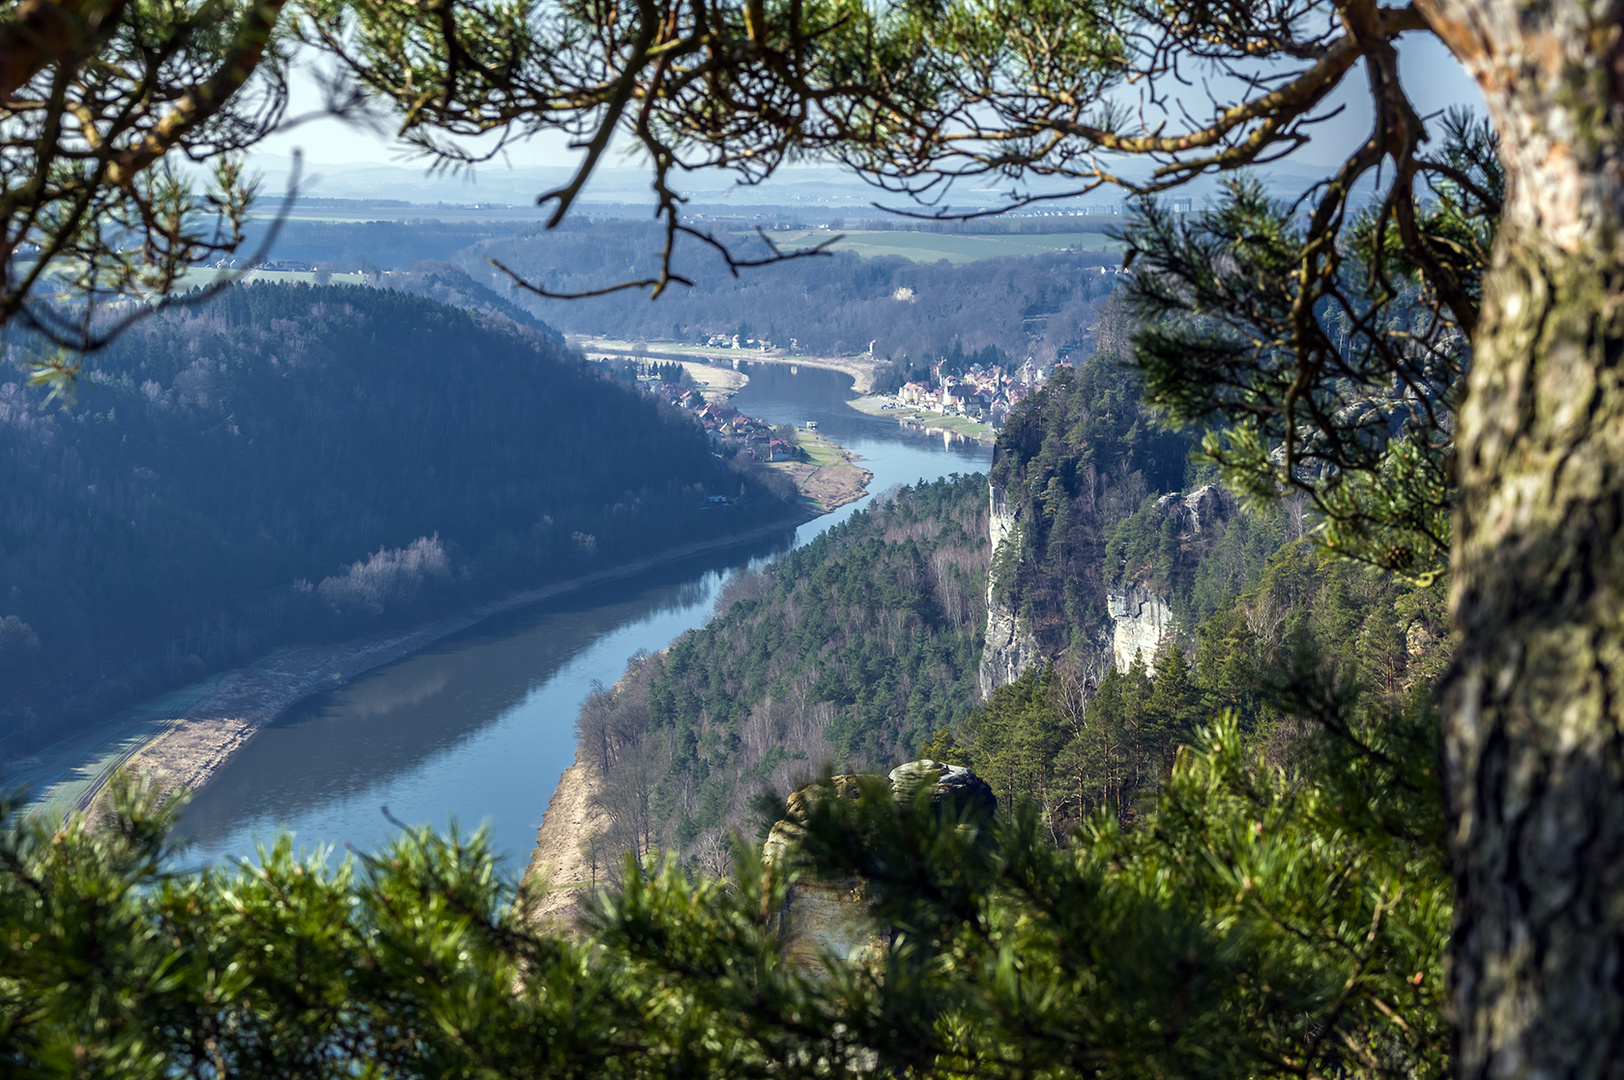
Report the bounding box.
[792,430,850,468]
[759,229,1122,263]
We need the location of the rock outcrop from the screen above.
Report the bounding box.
[887,759,996,816]
[1154,483,1227,535]
[1106,586,1176,672]
[764,760,995,968]
[761,774,878,967]
[979,474,1041,698]
[1105,485,1236,672]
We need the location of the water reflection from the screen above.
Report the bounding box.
[177,364,987,869]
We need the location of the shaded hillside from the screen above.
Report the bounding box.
[0,284,797,750]
[379,262,564,342]
[573,475,990,869]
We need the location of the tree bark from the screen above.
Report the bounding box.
[1418,0,1624,1074]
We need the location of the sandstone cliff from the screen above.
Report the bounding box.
[979,474,1041,698]
[1106,586,1176,671]
[1103,485,1234,671]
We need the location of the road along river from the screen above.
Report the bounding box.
[176,363,989,871]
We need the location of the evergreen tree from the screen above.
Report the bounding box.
[0,671,1448,1079]
[964,667,1065,812]
[1142,643,1198,767]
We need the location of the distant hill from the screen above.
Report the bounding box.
[237,218,514,268]
[235,215,1125,371]
[0,283,798,750]
[470,221,1123,366]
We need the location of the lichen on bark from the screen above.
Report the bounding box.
[1448,228,1624,1075]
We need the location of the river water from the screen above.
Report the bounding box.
[176,364,988,871]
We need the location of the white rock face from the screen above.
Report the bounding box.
[1154,483,1225,534]
[1107,586,1175,672]
[982,606,1043,696]
[1181,484,1224,533]
[980,477,1041,698]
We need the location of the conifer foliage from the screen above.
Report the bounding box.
[0,675,1449,1078]
[572,476,990,868]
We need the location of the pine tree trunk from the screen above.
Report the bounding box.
[1420,0,1624,1073]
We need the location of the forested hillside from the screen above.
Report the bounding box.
[0,284,797,753]
[960,355,1452,830]
[472,222,1120,367]
[379,263,565,342]
[955,542,1450,831]
[571,475,989,868]
[557,345,1452,879]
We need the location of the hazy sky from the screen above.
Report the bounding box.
[251,31,1486,206]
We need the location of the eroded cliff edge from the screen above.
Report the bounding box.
[518,753,610,930]
[979,472,1042,698]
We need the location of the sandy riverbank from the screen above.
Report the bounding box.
[517,754,610,931]
[765,429,873,514]
[672,362,749,404]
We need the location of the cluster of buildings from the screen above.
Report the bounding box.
[701,333,775,351]
[893,357,1056,428]
[647,380,797,463]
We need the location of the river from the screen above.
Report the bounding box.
[176,363,989,871]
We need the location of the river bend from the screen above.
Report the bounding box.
[177,364,989,869]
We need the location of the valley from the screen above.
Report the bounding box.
[0,1,1584,1068]
[517,353,1452,931]
[168,363,986,867]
